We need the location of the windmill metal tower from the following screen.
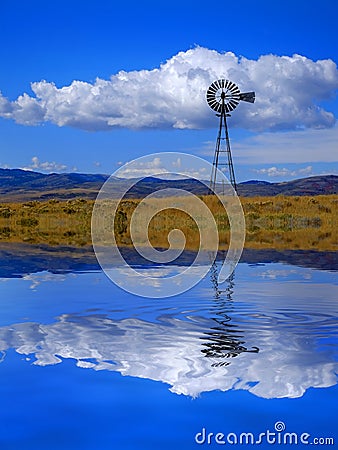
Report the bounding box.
[206,79,255,193]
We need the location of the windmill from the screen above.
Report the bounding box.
[206,79,255,193]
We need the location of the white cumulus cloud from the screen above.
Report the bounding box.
[115,154,209,180]
[253,165,313,178]
[21,156,68,172]
[0,47,337,132]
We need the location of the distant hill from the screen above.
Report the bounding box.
[238,175,338,197]
[0,168,107,202]
[0,168,107,190]
[0,168,337,202]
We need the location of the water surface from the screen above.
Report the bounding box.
[0,245,337,449]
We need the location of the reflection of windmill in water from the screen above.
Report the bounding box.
[201,257,259,367]
[206,79,255,193]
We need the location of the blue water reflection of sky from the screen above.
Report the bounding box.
[0,259,337,449]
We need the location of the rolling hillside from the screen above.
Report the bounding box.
[0,168,337,202]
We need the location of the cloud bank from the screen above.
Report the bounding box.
[0,47,337,132]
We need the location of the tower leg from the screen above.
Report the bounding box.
[209,112,223,193]
[224,116,237,192]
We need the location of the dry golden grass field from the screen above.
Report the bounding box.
[0,194,336,251]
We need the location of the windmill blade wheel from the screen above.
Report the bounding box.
[206,79,255,112]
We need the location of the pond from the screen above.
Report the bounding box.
[0,244,337,449]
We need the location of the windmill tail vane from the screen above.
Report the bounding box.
[206,79,255,193]
[239,91,255,103]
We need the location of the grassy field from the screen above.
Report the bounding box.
[0,195,337,251]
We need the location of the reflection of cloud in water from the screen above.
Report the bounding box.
[107,265,209,295]
[22,272,73,290]
[257,268,313,280]
[258,269,297,279]
[0,312,336,399]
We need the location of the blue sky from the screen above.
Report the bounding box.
[0,0,337,182]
